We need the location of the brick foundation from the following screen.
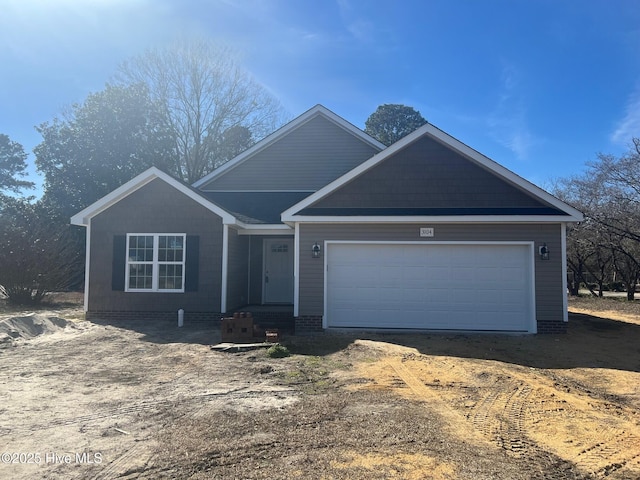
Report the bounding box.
[87,311,565,334]
[536,319,568,334]
[295,315,323,334]
[246,311,295,332]
[86,311,221,323]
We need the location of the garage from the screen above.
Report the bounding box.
[325,242,535,332]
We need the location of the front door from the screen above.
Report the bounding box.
[263,238,294,304]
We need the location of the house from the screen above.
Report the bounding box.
[71,105,583,334]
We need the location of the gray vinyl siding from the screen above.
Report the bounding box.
[200,115,380,191]
[311,135,551,209]
[298,223,563,326]
[226,228,249,311]
[88,179,223,313]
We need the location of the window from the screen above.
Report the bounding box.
[126,234,186,292]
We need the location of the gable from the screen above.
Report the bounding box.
[304,135,560,215]
[92,178,225,229]
[283,123,583,222]
[71,167,237,227]
[198,114,381,192]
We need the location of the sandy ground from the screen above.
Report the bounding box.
[0,294,638,479]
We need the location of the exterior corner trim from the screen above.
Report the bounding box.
[294,222,300,317]
[561,222,568,323]
[83,220,91,312]
[221,224,229,313]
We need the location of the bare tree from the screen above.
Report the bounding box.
[116,39,288,183]
[553,139,640,300]
[552,176,602,296]
[610,235,640,300]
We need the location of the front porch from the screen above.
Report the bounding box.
[226,230,295,311]
[230,304,295,333]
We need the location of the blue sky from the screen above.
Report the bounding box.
[1,0,639,193]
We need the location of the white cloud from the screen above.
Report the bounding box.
[336,0,376,44]
[611,85,640,145]
[487,64,537,160]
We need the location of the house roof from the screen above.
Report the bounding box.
[201,191,313,224]
[282,122,584,224]
[70,167,238,227]
[192,104,386,190]
[72,107,583,230]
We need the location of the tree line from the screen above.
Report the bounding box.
[553,139,640,300]
[0,37,426,305]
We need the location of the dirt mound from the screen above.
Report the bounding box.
[0,313,76,347]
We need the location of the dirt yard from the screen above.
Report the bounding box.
[0,294,639,479]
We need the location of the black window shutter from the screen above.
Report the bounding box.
[112,235,126,291]
[185,235,199,292]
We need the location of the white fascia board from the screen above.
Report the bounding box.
[237,224,294,235]
[282,123,584,223]
[286,215,580,224]
[70,167,238,226]
[192,105,385,189]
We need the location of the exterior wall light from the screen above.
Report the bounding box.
[539,243,549,260]
[312,242,321,258]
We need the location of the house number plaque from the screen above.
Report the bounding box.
[419,227,434,237]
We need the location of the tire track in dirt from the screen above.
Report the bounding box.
[435,356,640,478]
[405,354,640,476]
[390,356,536,457]
[570,429,640,478]
[384,358,486,443]
[468,382,532,457]
[366,355,640,479]
[410,355,534,457]
[2,388,297,433]
[517,370,640,479]
[86,442,156,480]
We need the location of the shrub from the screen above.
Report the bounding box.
[266,344,290,358]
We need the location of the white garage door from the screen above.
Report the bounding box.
[326,243,534,332]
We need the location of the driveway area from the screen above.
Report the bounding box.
[0,295,639,479]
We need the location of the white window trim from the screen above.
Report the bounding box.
[125,233,186,293]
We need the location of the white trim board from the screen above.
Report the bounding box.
[294,222,300,317]
[286,215,579,224]
[221,225,229,313]
[236,224,294,235]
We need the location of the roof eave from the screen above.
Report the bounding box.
[281,214,583,224]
